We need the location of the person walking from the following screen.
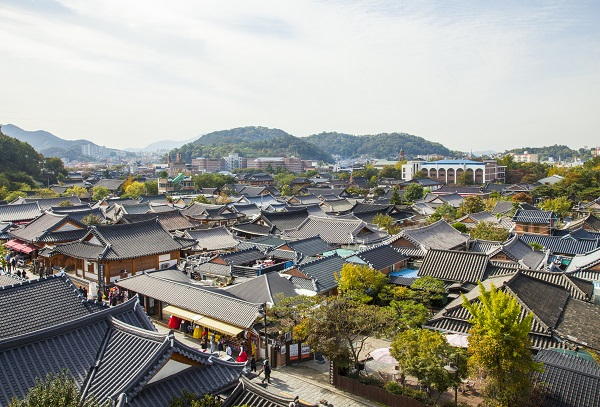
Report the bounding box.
[261,359,271,384]
[249,355,256,372]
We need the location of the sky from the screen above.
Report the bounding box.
[1,0,599,153]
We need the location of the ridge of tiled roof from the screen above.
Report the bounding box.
[222,375,317,407]
[223,273,297,304]
[400,219,470,251]
[493,235,547,270]
[418,249,489,283]
[520,270,594,301]
[283,235,332,258]
[185,226,239,251]
[565,247,600,273]
[350,244,408,271]
[9,211,86,243]
[116,272,262,328]
[291,254,346,293]
[512,209,556,224]
[259,208,309,233]
[23,196,82,211]
[0,202,42,222]
[281,215,388,245]
[519,233,599,256]
[121,210,199,231]
[218,247,266,266]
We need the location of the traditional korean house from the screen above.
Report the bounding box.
[6,212,88,257]
[483,235,548,270]
[268,236,332,264]
[388,219,470,252]
[0,202,42,224]
[281,215,388,248]
[181,202,243,226]
[184,226,240,253]
[282,254,347,296]
[345,244,408,275]
[231,208,311,239]
[564,212,600,232]
[565,247,600,282]
[425,271,600,352]
[120,210,200,232]
[512,209,558,235]
[39,219,195,287]
[21,195,82,211]
[223,376,316,407]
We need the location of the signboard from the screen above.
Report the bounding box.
[98,263,105,292]
[289,343,299,361]
[301,344,311,356]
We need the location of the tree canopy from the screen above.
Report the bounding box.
[335,263,389,304]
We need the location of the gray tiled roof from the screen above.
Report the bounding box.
[491,200,515,215]
[519,233,599,256]
[116,272,262,328]
[9,212,86,243]
[24,196,82,211]
[565,247,600,273]
[121,210,199,231]
[218,247,266,266]
[52,219,196,260]
[492,235,547,270]
[349,244,408,271]
[223,273,298,304]
[231,222,272,236]
[400,220,469,250]
[0,274,24,287]
[288,254,346,293]
[194,261,232,277]
[260,209,310,233]
[418,249,489,283]
[93,178,126,191]
[186,226,239,251]
[0,202,42,222]
[282,215,388,245]
[512,209,556,224]
[222,376,317,407]
[284,236,332,258]
[534,349,600,407]
[0,273,107,340]
[57,207,106,224]
[556,298,600,351]
[470,239,502,253]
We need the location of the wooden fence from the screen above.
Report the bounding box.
[331,368,427,407]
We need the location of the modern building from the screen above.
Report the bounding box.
[510,151,539,163]
[401,159,425,181]
[192,157,225,173]
[246,157,303,173]
[411,159,505,184]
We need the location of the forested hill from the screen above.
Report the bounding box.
[171,127,333,162]
[505,145,590,161]
[305,132,452,159]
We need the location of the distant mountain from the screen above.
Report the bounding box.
[505,145,589,161]
[125,137,198,152]
[305,132,452,159]
[171,126,333,162]
[0,123,131,161]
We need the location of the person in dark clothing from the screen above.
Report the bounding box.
[261,359,271,384]
[250,355,257,372]
[97,289,103,302]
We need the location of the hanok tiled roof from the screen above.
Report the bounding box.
[239,186,269,198]
[519,233,600,256]
[533,349,600,407]
[223,273,298,304]
[491,200,515,215]
[512,209,556,224]
[0,273,108,340]
[185,226,239,251]
[54,207,106,224]
[24,196,82,211]
[0,274,24,287]
[120,202,152,215]
[418,249,489,283]
[222,376,316,407]
[399,220,470,251]
[565,247,600,273]
[349,244,408,271]
[282,215,388,245]
[457,211,498,225]
[237,235,287,251]
[217,247,266,266]
[320,198,354,213]
[490,235,547,270]
[556,298,600,351]
[9,212,86,243]
[231,222,272,236]
[93,178,126,191]
[194,261,232,277]
[259,209,310,233]
[121,210,199,231]
[436,193,464,208]
[51,219,195,260]
[0,202,42,223]
[116,272,262,329]
[566,213,600,232]
[285,254,346,294]
[470,239,502,253]
[230,203,261,219]
[289,194,321,205]
[138,194,169,203]
[284,236,332,258]
[434,186,487,195]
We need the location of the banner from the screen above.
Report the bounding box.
[289,343,299,360]
[301,343,311,356]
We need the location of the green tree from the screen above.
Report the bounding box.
[469,222,509,242]
[372,213,400,235]
[539,196,571,218]
[123,181,145,198]
[193,195,210,204]
[335,263,389,304]
[65,186,89,198]
[158,170,169,178]
[145,181,158,196]
[270,294,319,342]
[337,172,350,181]
[427,203,457,223]
[410,276,446,310]
[462,283,543,406]
[8,370,107,407]
[390,188,403,205]
[388,300,429,332]
[280,184,292,197]
[378,165,402,179]
[298,297,392,369]
[34,188,59,198]
[404,183,424,202]
[457,196,485,217]
[511,192,532,203]
[92,186,110,201]
[0,243,8,271]
[456,171,474,186]
[58,200,75,207]
[452,222,468,233]
[390,329,467,403]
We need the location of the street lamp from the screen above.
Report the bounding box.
[444,357,459,407]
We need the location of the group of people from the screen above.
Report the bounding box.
[104,286,128,305]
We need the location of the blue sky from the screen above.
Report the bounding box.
[1,0,599,152]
